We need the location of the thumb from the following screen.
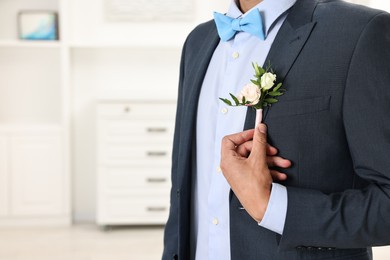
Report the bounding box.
[249,123,268,161]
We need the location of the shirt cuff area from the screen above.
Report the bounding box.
[258,183,288,235]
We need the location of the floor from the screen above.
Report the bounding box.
[0,224,164,260]
[0,224,388,260]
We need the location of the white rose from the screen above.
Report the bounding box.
[237,83,261,106]
[260,72,277,90]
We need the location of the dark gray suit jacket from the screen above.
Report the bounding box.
[163,0,390,259]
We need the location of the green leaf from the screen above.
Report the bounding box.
[219,98,232,106]
[258,66,265,75]
[242,96,246,104]
[252,62,265,77]
[250,79,259,86]
[268,91,283,97]
[252,62,260,76]
[229,93,240,106]
[264,98,278,104]
[265,60,271,71]
[273,82,282,91]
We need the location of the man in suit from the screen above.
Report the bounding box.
[163,0,390,259]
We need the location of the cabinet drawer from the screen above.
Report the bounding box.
[99,167,170,191]
[99,119,174,144]
[101,120,174,135]
[105,135,172,145]
[101,144,171,165]
[97,103,176,119]
[98,195,170,225]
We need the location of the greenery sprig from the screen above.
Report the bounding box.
[219,62,285,109]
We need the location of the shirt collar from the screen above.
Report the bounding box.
[226,0,297,37]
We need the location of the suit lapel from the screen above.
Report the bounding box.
[178,23,220,189]
[183,30,220,126]
[244,0,319,130]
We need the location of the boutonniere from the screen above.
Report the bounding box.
[219,62,285,126]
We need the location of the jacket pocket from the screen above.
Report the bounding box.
[267,96,331,118]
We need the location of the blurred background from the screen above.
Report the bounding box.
[0,0,389,259]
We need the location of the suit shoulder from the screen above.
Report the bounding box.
[184,20,217,47]
[312,0,389,37]
[188,20,216,39]
[316,0,387,22]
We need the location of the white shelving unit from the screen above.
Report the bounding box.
[0,0,189,225]
[0,0,70,226]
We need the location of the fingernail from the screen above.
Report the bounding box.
[258,124,267,133]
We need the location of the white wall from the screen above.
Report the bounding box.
[369,0,390,12]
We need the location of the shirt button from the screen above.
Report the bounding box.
[221,107,228,114]
[212,218,219,225]
[216,166,222,173]
[232,52,239,59]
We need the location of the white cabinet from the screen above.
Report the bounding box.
[97,102,175,225]
[0,0,70,225]
[10,133,63,216]
[0,127,67,225]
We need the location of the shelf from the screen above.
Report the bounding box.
[0,124,62,133]
[69,41,184,49]
[0,40,183,49]
[0,41,182,49]
[0,40,62,48]
[96,98,176,103]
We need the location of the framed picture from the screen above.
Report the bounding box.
[18,11,59,40]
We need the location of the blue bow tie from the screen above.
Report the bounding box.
[214,9,265,42]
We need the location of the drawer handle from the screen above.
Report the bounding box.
[147,178,167,183]
[147,207,167,212]
[147,127,167,133]
[147,151,167,157]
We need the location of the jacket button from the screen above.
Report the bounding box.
[172,254,178,260]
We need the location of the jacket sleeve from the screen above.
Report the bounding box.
[279,12,390,250]
[162,39,188,260]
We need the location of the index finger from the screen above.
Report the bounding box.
[249,123,268,161]
[221,129,255,151]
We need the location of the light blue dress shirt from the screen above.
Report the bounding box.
[192,0,296,259]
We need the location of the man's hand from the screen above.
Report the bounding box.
[235,128,291,181]
[220,124,283,222]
